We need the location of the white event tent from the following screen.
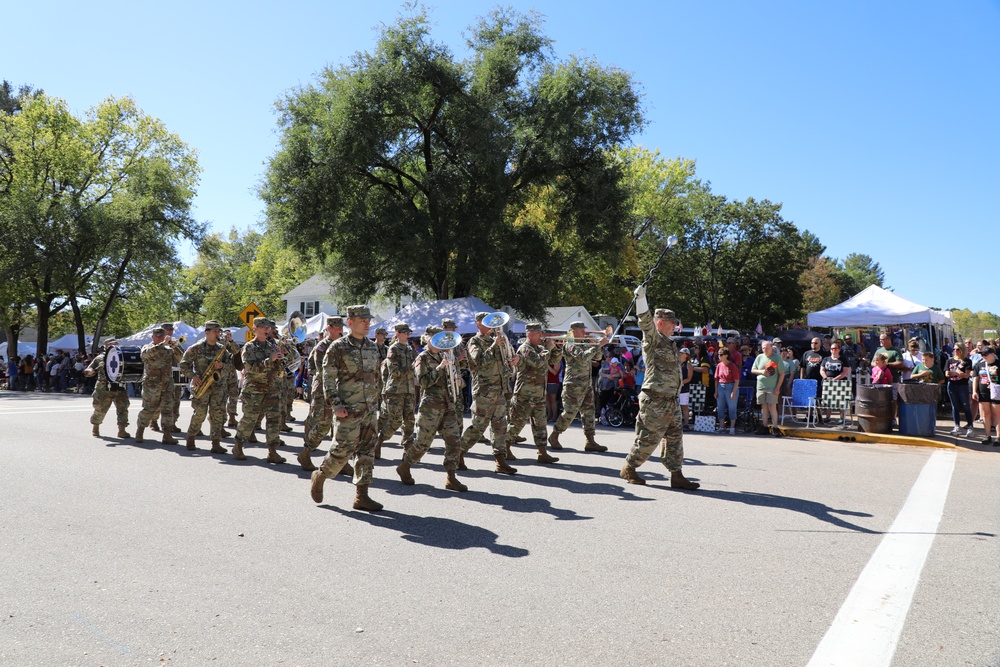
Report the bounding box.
[0,341,37,358]
[116,321,203,348]
[372,297,525,335]
[543,306,601,333]
[807,285,953,328]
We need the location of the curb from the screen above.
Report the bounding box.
[775,426,955,449]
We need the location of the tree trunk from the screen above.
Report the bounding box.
[70,295,88,355]
[91,248,132,355]
[35,299,51,359]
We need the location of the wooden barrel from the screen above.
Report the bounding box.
[856,385,894,433]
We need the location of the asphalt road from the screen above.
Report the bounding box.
[1,392,998,666]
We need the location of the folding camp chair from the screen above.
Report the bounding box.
[780,379,818,427]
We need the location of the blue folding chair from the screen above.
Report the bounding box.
[780,379,818,427]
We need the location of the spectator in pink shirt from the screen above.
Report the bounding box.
[714,348,740,434]
[871,353,893,385]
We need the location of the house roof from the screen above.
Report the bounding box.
[282,274,334,301]
[544,306,600,332]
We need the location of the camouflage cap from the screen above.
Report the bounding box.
[204,320,222,331]
[525,322,543,332]
[395,323,413,334]
[152,327,166,335]
[347,305,372,318]
[475,312,489,322]
[252,316,269,328]
[425,325,442,336]
[654,308,680,322]
[569,321,587,330]
[442,318,458,328]
[161,322,174,330]
[326,316,344,327]
[375,327,388,335]
[105,338,119,348]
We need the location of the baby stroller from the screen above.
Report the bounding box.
[601,384,639,428]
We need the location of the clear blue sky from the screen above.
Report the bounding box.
[7,1,999,313]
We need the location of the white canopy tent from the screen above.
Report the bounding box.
[117,321,203,348]
[543,306,601,333]
[372,297,525,335]
[47,334,96,353]
[0,341,37,358]
[807,285,953,328]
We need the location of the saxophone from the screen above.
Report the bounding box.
[192,344,228,400]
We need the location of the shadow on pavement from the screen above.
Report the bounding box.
[322,507,530,558]
[688,489,879,534]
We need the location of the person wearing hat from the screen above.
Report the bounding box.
[459,312,521,475]
[395,327,470,491]
[84,338,130,439]
[134,326,181,446]
[548,322,609,453]
[221,328,244,428]
[266,320,297,434]
[300,316,352,474]
[310,305,385,511]
[231,316,287,464]
[506,323,563,464]
[155,322,186,436]
[620,286,700,489]
[376,323,417,459]
[179,321,231,454]
[374,327,389,363]
[440,317,470,386]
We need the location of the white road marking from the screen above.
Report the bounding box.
[807,448,957,667]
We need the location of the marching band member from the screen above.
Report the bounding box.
[180,320,230,454]
[84,338,130,439]
[548,322,609,453]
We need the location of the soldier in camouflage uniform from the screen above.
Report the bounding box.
[232,317,285,464]
[222,331,242,427]
[506,323,562,464]
[135,327,181,446]
[548,322,609,452]
[442,318,470,412]
[376,323,416,459]
[298,316,353,480]
[180,320,230,454]
[269,323,295,433]
[460,312,520,475]
[161,322,185,434]
[309,305,384,512]
[85,338,130,439]
[395,329,469,492]
[620,285,699,490]
[374,327,389,364]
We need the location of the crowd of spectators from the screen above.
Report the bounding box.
[2,351,96,393]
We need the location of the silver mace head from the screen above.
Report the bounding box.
[666,235,679,248]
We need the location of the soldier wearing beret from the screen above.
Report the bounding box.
[135,326,182,446]
[231,316,286,464]
[376,322,417,459]
[506,323,562,463]
[180,321,230,454]
[299,316,353,479]
[620,286,699,489]
[459,312,520,475]
[84,338,130,439]
[548,322,609,453]
[309,306,385,512]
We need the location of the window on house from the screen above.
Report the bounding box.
[300,301,320,317]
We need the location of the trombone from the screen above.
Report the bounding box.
[540,326,613,344]
[430,331,463,405]
[481,311,514,365]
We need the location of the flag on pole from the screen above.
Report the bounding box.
[755,321,764,335]
[717,322,723,336]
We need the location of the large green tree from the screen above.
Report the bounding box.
[261,7,643,318]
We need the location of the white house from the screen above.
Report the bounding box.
[282,274,339,321]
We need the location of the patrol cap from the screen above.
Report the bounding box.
[347,305,372,318]
[425,325,442,336]
[326,316,344,327]
[152,327,166,335]
[654,308,680,322]
[105,338,118,348]
[161,322,174,330]
[569,321,586,330]
[268,319,279,328]
[204,320,222,331]
[375,327,388,335]
[253,316,269,328]
[475,312,489,322]
[442,318,457,329]
[525,322,543,332]
[395,323,413,334]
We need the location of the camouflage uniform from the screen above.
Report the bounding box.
[552,339,603,438]
[181,336,229,440]
[302,334,335,452]
[377,335,416,448]
[87,351,130,428]
[460,329,512,458]
[317,329,382,486]
[223,338,242,423]
[626,308,684,471]
[136,337,180,430]
[404,347,463,471]
[234,335,283,450]
[507,336,562,448]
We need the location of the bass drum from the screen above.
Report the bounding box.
[105,346,124,383]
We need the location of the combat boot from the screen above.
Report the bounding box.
[620,464,646,485]
[92,424,100,438]
[505,443,518,460]
[150,420,160,432]
[210,439,227,454]
[458,452,468,471]
[232,440,247,461]
[670,470,700,490]
[220,428,231,437]
[548,430,563,450]
[297,450,316,471]
[515,435,527,443]
[537,446,559,464]
[196,428,205,437]
[247,431,259,443]
[170,425,182,434]
[266,443,287,464]
[162,432,179,446]
[396,462,415,485]
[339,462,355,478]
[227,415,237,428]
[310,470,325,503]
[352,484,383,512]
[135,425,145,443]
[445,470,468,492]
[186,435,197,451]
[279,423,292,433]
[584,435,608,452]
[117,425,130,439]
[494,454,517,475]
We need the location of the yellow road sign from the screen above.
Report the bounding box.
[238,302,265,329]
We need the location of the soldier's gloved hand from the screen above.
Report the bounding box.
[438,357,451,371]
[634,284,649,314]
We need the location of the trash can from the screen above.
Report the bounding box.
[897,383,940,437]
[856,385,894,434]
